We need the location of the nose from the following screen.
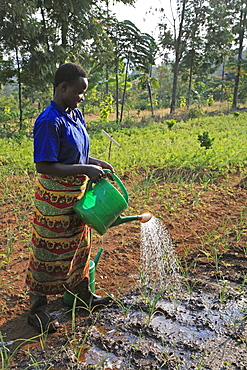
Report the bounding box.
[79,93,84,102]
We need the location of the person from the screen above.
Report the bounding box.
[26,62,114,333]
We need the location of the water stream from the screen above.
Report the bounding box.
[140,216,180,290]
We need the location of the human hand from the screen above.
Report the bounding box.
[97,160,115,173]
[85,165,104,183]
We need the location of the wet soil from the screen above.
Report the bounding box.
[0,169,247,369]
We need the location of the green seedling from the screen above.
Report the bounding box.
[165,119,176,129]
[219,279,231,304]
[200,245,222,274]
[198,131,214,149]
[108,294,137,317]
[0,331,38,370]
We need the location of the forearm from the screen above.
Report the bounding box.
[89,157,115,172]
[36,161,94,177]
[89,157,101,166]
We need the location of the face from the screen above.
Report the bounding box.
[62,76,88,110]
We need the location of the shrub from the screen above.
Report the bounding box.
[165,119,176,129]
[198,131,214,149]
[188,107,204,119]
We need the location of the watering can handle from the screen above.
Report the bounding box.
[102,169,129,202]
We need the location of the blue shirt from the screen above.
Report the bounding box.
[33,100,90,164]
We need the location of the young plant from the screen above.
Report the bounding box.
[165,119,176,129]
[0,331,38,369]
[219,279,231,304]
[65,307,96,365]
[198,131,214,149]
[144,288,167,325]
[200,246,222,275]
[107,294,137,317]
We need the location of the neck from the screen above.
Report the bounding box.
[53,95,66,111]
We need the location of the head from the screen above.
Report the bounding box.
[53,62,88,110]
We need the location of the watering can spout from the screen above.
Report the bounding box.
[110,212,152,227]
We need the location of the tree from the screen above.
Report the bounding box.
[0,0,38,129]
[158,0,189,113]
[203,0,235,103]
[105,20,156,122]
[0,0,136,128]
[170,0,187,113]
[232,0,247,107]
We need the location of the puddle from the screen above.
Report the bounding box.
[64,284,247,369]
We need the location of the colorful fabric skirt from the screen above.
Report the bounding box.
[26,174,91,295]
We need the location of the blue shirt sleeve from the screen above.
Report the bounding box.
[34,117,60,163]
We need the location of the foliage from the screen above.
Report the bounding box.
[104,19,157,121]
[188,107,204,118]
[197,131,214,149]
[0,94,19,124]
[179,96,187,108]
[207,94,214,106]
[99,95,114,121]
[165,119,176,129]
[1,0,247,119]
[2,112,247,178]
[157,0,244,112]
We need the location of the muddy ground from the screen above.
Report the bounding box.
[0,169,247,369]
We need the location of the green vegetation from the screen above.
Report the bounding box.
[1,111,247,179]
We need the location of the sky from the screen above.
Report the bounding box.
[110,0,176,38]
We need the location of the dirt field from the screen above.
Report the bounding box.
[0,169,247,369]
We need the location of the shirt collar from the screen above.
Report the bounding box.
[50,99,67,114]
[51,100,77,123]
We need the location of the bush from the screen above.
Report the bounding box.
[188,107,204,119]
[198,131,214,149]
[165,119,176,129]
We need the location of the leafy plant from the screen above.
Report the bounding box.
[198,131,214,149]
[188,107,204,118]
[99,95,114,121]
[179,96,187,108]
[0,331,38,369]
[165,119,176,129]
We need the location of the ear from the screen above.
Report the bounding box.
[61,82,67,91]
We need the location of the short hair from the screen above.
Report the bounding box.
[54,62,87,87]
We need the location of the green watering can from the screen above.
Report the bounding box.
[73,169,152,235]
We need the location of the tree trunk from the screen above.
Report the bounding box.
[106,67,109,95]
[147,80,155,117]
[15,46,23,131]
[105,1,109,96]
[186,51,194,108]
[232,1,247,108]
[170,0,187,114]
[60,10,69,65]
[39,1,50,51]
[220,62,225,102]
[120,59,129,123]
[115,60,119,122]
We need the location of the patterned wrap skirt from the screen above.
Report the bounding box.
[26,174,91,295]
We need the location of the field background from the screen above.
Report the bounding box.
[1,109,247,368]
